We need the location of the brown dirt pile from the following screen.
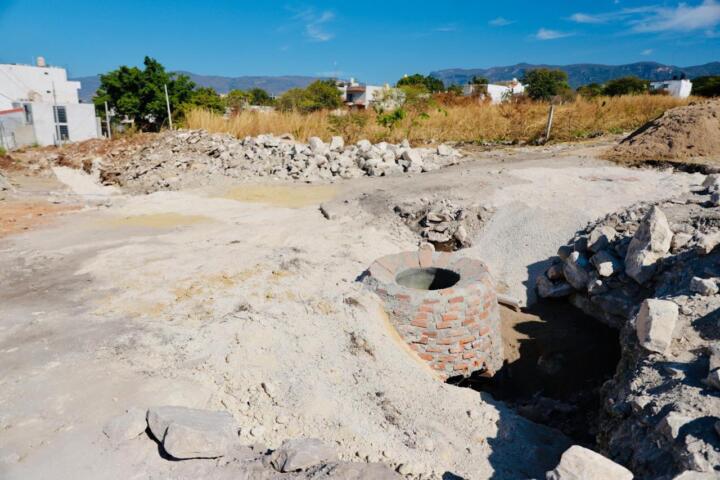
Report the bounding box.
[606,99,720,164]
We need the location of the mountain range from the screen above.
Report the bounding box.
[73,61,720,101]
[430,61,720,88]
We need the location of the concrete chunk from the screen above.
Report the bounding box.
[546,445,633,480]
[590,250,623,277]
[588,226,617,253]
[625,206,673,284]
[537,275,574,298]
[147,406,236,459]
[563,251,590,291]
[635,299,678,354]
[102,407,147,445]
[690,277,718,296]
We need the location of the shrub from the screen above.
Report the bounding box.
[603,76,649,96]
[693,76,720,97]
[523,69,572,101]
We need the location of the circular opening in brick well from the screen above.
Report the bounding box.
[395,267,460,291]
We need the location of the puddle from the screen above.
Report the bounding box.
[98,213,212,229]
[220,184,338,208]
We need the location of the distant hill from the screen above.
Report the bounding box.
[430,62,720,88]
[73,72,323,102]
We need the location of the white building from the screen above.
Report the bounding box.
[338,78,384,109]
[463,78,526,104]
[0,58,99,149]
[650,79,693,99]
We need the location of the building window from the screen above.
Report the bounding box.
[53,106,69,142]
[23,104,33,124]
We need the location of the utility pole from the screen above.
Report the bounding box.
[104,101,112,139]
[164,84,173,130]
[543,104,555,144]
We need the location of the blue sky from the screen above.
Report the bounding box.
[1,0,719,84]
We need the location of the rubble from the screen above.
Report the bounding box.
[99,130,463,193]
[538,180,720,478]
[147,406,237,459]
[269,438,338,473]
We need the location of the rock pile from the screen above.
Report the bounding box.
[393,199,492,251]
[537,178,720,478]
[103,405,400,479]
[100,130,462,193]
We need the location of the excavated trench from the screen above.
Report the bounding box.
[450,299,621,445]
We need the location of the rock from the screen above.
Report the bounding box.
[454,225,468,244]
[547,263,565,281]
[625,206,673,284]
[545,445,633,480]
[635,299,678,354]
[702,174,720,191]
[356,140,372,153]
[690,277,718,296]
[710,191,720,207]
[0,172,13,191]
[270,438,338,473]
[673,471,719,479]
[657,411,691,440]
[146,406,236,459]
[557,245,574,261]
[563,251,591,291]
[588,226,618,253]
[308,137,327,154]
[695,231,720,255]
[437,144,453,156]
[671,232,693,252]
[590,250,623,277]
[402,149,423,168]
[102,407,147,445]
[329,136,345,151]
[706,346,720,389]
[537,275,574,298]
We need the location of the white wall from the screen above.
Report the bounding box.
[0,64,80,110]
[28,102,98,146]
[650,80,693,99]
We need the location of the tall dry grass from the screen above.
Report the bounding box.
[184,95,691,145]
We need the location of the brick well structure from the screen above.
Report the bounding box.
[365,248,503,380]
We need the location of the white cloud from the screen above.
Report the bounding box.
[632,0,720,32]
[570,13,606,24]
[489,17,514,26]
[535,28,574,40]
[435,24,458,32]
[641,48,654,55]
[293,8,335,42]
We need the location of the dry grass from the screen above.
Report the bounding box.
[185,95,691,145]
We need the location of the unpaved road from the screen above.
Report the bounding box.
[0,144,702,479]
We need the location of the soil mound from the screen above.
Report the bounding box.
[607,100,720,164]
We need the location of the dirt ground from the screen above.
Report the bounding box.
[0,140,704,479]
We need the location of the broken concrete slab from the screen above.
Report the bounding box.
[545,445,633,480]
[625,206,673,284]
[147,406,236,459]
[635,299,678,355]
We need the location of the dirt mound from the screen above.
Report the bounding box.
[606,100,720,164]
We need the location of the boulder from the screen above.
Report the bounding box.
[696,231,720,255]
[270,438,338,473]
[690,277,718,296]
[545,445,633,480]
[657,411,691,440]
[635,299,678,354]
[563,251,591,291]
[102,407,147,445]
[588,226,618,253]
[437,144,453,156]
[308,137,327,154]
[402,149,423,168]
[625,206,673,284]
[671,232,693,252]
[146,406,236,459]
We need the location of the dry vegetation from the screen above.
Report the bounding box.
[185,95,690,145]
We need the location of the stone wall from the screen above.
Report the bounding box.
[365,248,503,380]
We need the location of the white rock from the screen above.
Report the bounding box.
[308,137,327,154]
[702,174,720,190]
[625,206,673,284]
[563,251,590,291]
[635,299,678,354]
[102,407,147,445]
[402,149,423,167]
[545,445,633,480]
[657,411,691,440]
[357,139,372,153]
[690,277,718,296]
[696,231,720,255]
[270,438,338,473]
[590,250,623,278]
[671,232,693,252]
[437,144,453,156]
[329,136,345,151]
[588,226,617,253]
[146,406,236,459]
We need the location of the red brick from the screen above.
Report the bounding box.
[462,319,477,327]
[441,313,458,322]
[478,326,490,336]
[439,288,455,296]
[440,354,458,362]
[438,338,460,345]
[423,299,440,305]
[423,330,438,338]
[463,352,475,359]
[449,296,464,304]
[427,346,447,353]
[418,353,433,361]
[480,310,489,320]
[432,362,446,371]
[418,305,435,313]
[396,294,411,302]
[436,321,454,329]
[467,296,482,306]
[415,336,429,345]
[411,318,428,328]
[449,346,463,354]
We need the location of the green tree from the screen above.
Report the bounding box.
[93,57,196,131]
[276,80,342,112]
[523,68,571,101]
[183,87,225,114]
[470,76,489,85]
[247,88,274,106]
[602,76,649,96]
[225,89,251,113]
[692,76,720,97]
[577,83,604,99]
[397,74,445,93]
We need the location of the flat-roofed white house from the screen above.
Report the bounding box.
[650,79,693,99]
[337,78,384,109]
[463,78,526,104]
[0,58,100,149]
